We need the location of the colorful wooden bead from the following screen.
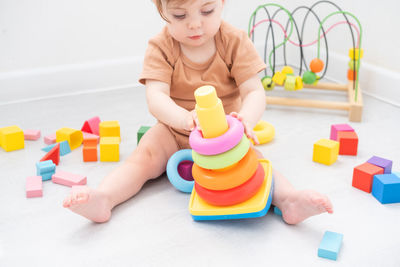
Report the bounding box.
[349,48,363,60]
[348,60,360,71]
[272,71,286,86]
[281,66,294,75]
[347,69,357,81]
[284,75,296,91]
[295,76,303,90]
[310,58,324,73]
[261,76,275,90]
[302,71,317,84]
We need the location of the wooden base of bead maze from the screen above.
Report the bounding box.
[266,81,363,122]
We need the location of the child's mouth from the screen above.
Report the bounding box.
[189,35,202,40]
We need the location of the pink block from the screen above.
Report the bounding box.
[87,116,101,135]
[44,133,57,145]
[330,124,354,140]
[26,176,43,198]
[52,170,87,187]
[24,129,41,140]
[82,132,100,143]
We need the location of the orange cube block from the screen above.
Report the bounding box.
[352,162,384,193]
[337,131,358,155]
[83,136,98,147]
[83,146,97,162]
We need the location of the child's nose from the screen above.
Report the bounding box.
[188,17,201,30]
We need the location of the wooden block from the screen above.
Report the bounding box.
[83,146,97,162]
[352,162,384,193]
[100,137,120,162]
[99,121,120,138]
[137,126,151,144]
[44,133,56,145]
[26,176,43,198]
[40,143,60,165]
[56,128,83,150]
[367,156,392,174]
[83,136,98,147]
[313,139,339,165]
[36,160,56,181]
[372,174,400,204]
[337,131,358,155]
[318,231,343,261]
[81,116,101,135]
[82,132,99,144]
[330,124,354,140]
[0,125,25,152]
[272,71,286,86]
[52,170,87,187]
[284,75,296,91]
[24,129,41,140]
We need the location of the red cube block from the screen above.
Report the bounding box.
[353,162,384,193]
[338,131,358,155]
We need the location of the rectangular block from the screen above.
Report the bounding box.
[83,136,98,147]
[99,121,120,138]
[330,124,354,140]
[24,129,41,140]
[44,133,57,145]
[36,160,56,181]
[82,132,99,144]
[100,137,120,162]
[352,162,384,193]
[318,231,343,261]
[52,170,87,187]
[26,176,43,198]
[372,174,400,204]
[367,156,392,174]
[83,146,97,162]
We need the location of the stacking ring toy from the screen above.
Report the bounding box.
[192,135,250,170]
[166,149,194,193]
[194,163,265,206]
[189,115,244,155]
[192,148,258,190]
[253,120,275,145]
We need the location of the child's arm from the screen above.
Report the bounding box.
[231,74,266,143]
[145,79,196,131]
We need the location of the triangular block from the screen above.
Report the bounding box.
[81,121,92,133]
[40,143,60,165]
[59,141,71,156]
[42,143,56,152]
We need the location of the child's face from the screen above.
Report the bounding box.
[162,0,224,48]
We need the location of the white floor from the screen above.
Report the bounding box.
[1,86,399,267]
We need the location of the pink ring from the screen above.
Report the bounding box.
[189,115,244,155]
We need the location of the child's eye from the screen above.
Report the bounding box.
[201,9,214,16]
[173,14,186,20]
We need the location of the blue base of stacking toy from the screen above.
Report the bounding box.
[189,159,274,221]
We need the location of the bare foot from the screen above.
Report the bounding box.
[279,190,333,225]
[63,185,112,223]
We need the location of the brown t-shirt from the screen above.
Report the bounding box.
[139,20,265,147]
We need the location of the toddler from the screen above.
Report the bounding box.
[63,0,333,223]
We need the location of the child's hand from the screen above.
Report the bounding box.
[229,112,259,145]
[183,110,200,132]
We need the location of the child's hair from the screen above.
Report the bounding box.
[155,0,190,22]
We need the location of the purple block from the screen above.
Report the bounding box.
[330,124,354,140]
[368,156,392,174]
[178,160,194,181]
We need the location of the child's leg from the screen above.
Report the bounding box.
[63,123,179,223]
[253,148,333,224]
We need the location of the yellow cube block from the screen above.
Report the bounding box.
[99,121,120,138]
[349,48,364,60]
[56,128,83,150]
[313,138,339,165]
[100,137,120,162]
[272,71,286,86]
[0,126,25,152]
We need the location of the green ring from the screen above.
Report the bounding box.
[192,135,250,170]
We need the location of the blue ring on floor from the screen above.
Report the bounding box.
[166,149,194,193]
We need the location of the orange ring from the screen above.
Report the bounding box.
[194,163,265,206]
[192,148,258,190]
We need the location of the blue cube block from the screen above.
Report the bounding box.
[318,231,343,261]
[372,174,400,204]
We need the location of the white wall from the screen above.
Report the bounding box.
[1,0,399,104]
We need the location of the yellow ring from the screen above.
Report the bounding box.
[253,121,275,145]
